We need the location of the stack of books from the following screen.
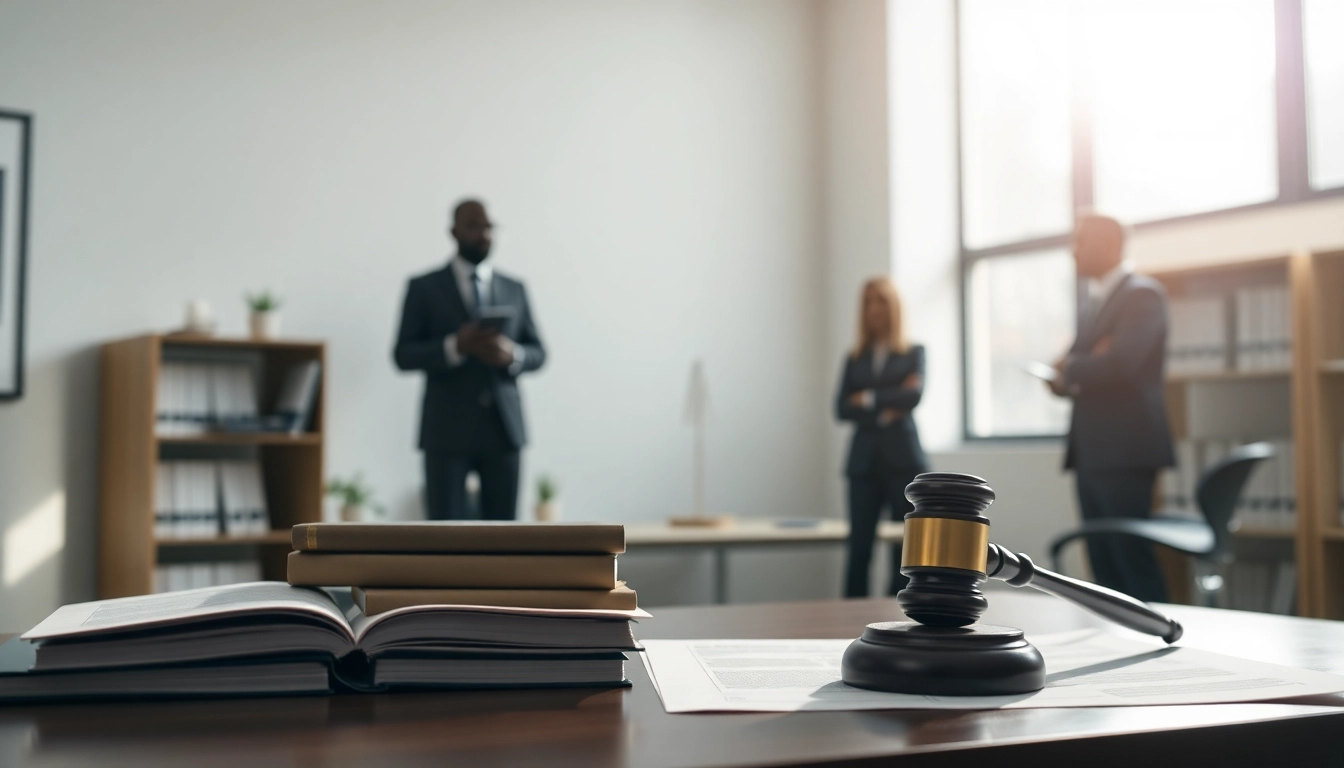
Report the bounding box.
[0,523,643,702]
[286,521,641,689]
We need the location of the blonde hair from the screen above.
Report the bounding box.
[852,276,910,358]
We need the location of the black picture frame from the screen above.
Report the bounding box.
[0,108,32,402]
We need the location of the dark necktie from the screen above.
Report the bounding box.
[471,272,484,314]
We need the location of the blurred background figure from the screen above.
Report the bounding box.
[394,199,547,520]
[1048,213,1174,602]
[836,277,927,598]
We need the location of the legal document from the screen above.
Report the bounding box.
[639,629,1344,713]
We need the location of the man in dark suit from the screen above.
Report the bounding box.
[1049,214,1174,603]
[394,199,546,520]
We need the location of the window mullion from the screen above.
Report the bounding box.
[1275,0,1310,201]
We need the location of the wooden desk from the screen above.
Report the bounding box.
[1,593,1342,767]
[624,519,903,603]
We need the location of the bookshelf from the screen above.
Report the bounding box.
[1302,248,1344,619]
[1145,250,1344,617]
[98,334,326,598]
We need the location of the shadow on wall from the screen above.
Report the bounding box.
[61,346,101,605]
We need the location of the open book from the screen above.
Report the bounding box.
[0,582,647,702]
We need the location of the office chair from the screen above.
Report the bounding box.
[1049,441,1276,607]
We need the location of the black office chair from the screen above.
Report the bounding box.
[1049,441,1276,605]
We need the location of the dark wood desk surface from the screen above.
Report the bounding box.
[2,592,1343,767]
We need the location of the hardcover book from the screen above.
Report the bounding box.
[353,583,638,614]
[0,582,646,702]
[286,552,619,589]
[291,522,626,554]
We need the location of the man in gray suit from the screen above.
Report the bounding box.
[394,199,546,520]
[1049,213,1174,603]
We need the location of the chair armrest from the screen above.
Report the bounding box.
[1049,518,1216,571]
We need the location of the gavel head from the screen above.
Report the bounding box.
[896,472,995,627]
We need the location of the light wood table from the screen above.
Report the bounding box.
[623,519,903,604]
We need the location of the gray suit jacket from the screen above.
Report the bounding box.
[393,264,546,454]
[1063,273,1175,471]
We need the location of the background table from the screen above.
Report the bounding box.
[1,591,1342,767]
[624,519,903,603]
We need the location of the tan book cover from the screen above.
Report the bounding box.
[291,522,625,554]
[352,583,638,615]
[287,552,618,589]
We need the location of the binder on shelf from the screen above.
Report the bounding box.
[155,361,264,435]
[1277,439,1295,531]
[1172,440,1198,514]
[153,463,172,539]
[194,461,222,538]
[159,461,222,540]
[272,360,321,435]
[1168,296,1228,375]
[220,461,270,536]
[1234,285,1292,372]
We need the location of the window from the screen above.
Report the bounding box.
[1086,0,1278,222]
[959,0,1073,250]
[957,0,1342,439]
[966,250,1075,438]
[1303,0,1344,190]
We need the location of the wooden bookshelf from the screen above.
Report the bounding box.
[98,334,326,598]
[1146,249,1344,618]
[158,433,323,446]
[1148,254,1304,613]
[1301,248,1344,619]
[1166,368,1292,383]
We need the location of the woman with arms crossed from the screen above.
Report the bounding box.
[835,277,928,597]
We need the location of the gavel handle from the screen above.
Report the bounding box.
[985,544,1184,644]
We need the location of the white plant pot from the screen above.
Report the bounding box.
[535,501,561,522]
[250,310,282,340]
[340,503,364,522]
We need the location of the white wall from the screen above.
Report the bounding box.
[820,0,892,522]
[0,0,834,624]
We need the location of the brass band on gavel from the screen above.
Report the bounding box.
[900,516,989,574]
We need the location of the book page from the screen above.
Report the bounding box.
[640,629,1344,713]
[348,602,650,643]
[22,582,352,642]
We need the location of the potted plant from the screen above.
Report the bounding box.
[245,290,283,339]
[326,474,386,522]
[535,475,560,522]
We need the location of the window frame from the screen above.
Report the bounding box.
[956,0,1344,442]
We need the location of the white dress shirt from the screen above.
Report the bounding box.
[1084,259,1134,327]
[442,255,524,373]
[1064,259,1134,394]
[859,344,891,410]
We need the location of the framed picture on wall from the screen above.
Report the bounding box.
[0,109,32,401]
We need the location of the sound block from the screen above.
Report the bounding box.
[841,621,1044,696]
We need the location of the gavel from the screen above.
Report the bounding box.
[840,472,1183,696]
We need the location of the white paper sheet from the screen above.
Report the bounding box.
[639,629,1344,713]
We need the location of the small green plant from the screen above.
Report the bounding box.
[537,475,558,504]
[245,290,282,312]
[326,474,386,517]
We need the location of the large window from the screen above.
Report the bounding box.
[960,0,1343,439]
[966,249,1075,437]
[1304,0,1344,190]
